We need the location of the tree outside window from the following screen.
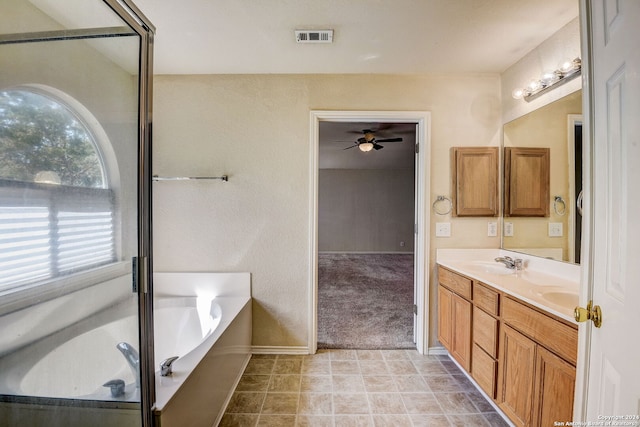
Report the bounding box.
[0,89,105,188]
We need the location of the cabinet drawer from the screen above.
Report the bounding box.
[472,344,497,398]
[438,266,472,300]
[473,306,498,357]
[502,297,578,365]
[474,282,499,315]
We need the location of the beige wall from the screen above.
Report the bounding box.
[318,168,415,253]
[501,17,581,123]
[153,74,502,349]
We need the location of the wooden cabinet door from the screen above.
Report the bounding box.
[504,147,550,217]
[533,346,576,427]
[451,292,472,371]
[498,325,536,427]
[437,285,453,351]
[451,147,499,217]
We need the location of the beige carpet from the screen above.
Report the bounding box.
[317,253,415,349]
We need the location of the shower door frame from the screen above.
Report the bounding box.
[105,1,156,426]
[0,2,155,425]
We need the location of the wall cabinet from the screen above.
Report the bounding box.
[451,147,499,217]
[504,147,550,217]
[436,266,577,427]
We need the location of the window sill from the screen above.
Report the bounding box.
[0,261,131,317]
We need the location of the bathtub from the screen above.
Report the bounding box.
[0,272,251,427]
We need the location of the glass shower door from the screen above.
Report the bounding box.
[0,1,154,426]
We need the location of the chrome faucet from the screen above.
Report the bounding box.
[495,256,516,269]
[495,256,524,271]
[160,356,179,376]
[116,342,140,387]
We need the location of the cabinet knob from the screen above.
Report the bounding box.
[574,300,602,328]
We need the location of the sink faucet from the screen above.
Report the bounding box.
[495,256,524,271]
[116,342,140,387]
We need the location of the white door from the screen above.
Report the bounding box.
[578,0,640,420]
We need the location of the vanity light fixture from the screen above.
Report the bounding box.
[512,57,581,102]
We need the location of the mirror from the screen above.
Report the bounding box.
[502,90,582,264]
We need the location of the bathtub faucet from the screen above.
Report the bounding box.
[160,356,179,376]
[116,342,140,388]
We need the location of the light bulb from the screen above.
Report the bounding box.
[527,79,541,92]
[511,88,525,100]
[558,58,574,73]
[359,142,374,152]
[541,70,557,86]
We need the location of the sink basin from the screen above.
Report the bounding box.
[532,288,579,307]
[466,261,515,276]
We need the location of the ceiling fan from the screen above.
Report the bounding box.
[343,129,403,152]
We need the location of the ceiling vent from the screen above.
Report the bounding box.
[295,30,333,44]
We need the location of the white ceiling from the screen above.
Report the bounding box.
[130,0,578,169]
[134,0,579,75]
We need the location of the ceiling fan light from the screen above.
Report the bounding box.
[359,142,374,152]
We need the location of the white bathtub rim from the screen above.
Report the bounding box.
[153,272,251,299]
[153,295,251,412]
[0,296,248,402]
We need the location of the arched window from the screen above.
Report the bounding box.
[0,87,116,291]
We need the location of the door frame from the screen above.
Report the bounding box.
[567,114,583,264]
[308,110,431,354]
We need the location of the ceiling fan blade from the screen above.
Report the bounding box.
[343,145,358,150]
[375,137,403,143]
[373,143,384,150]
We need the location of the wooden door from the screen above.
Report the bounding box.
[437,285,453,351]
[498,325,536,427]
[504,147,550,217]
[533,346,575,426]
[451,292,471,371]
[451,147,499,217]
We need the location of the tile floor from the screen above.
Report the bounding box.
[220,349,511,426]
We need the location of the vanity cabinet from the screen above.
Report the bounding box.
[451,147,499,217]
[471,282,500,398]
[436,266,578,427]
[497,296,577,427]
[437,266,472,371]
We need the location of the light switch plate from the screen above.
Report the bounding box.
[435,222,451,237]
[549,222,563,237]
[488,222,498,237]
[504,222,514,237]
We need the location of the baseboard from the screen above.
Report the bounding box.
[427,346,449,356]
[318,251,414,255]
[251,345,310,355]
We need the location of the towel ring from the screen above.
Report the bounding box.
[432,196,452,215]
[553,196,566,216]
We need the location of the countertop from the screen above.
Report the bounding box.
[436,249,580,324]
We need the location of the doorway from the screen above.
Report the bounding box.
[308,111,430,354]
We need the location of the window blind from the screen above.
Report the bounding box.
[0,180,116,292]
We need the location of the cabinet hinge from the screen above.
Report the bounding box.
[415,143,419,154]
[413,304,418,315]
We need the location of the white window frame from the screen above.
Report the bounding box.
[0,85,124,313]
